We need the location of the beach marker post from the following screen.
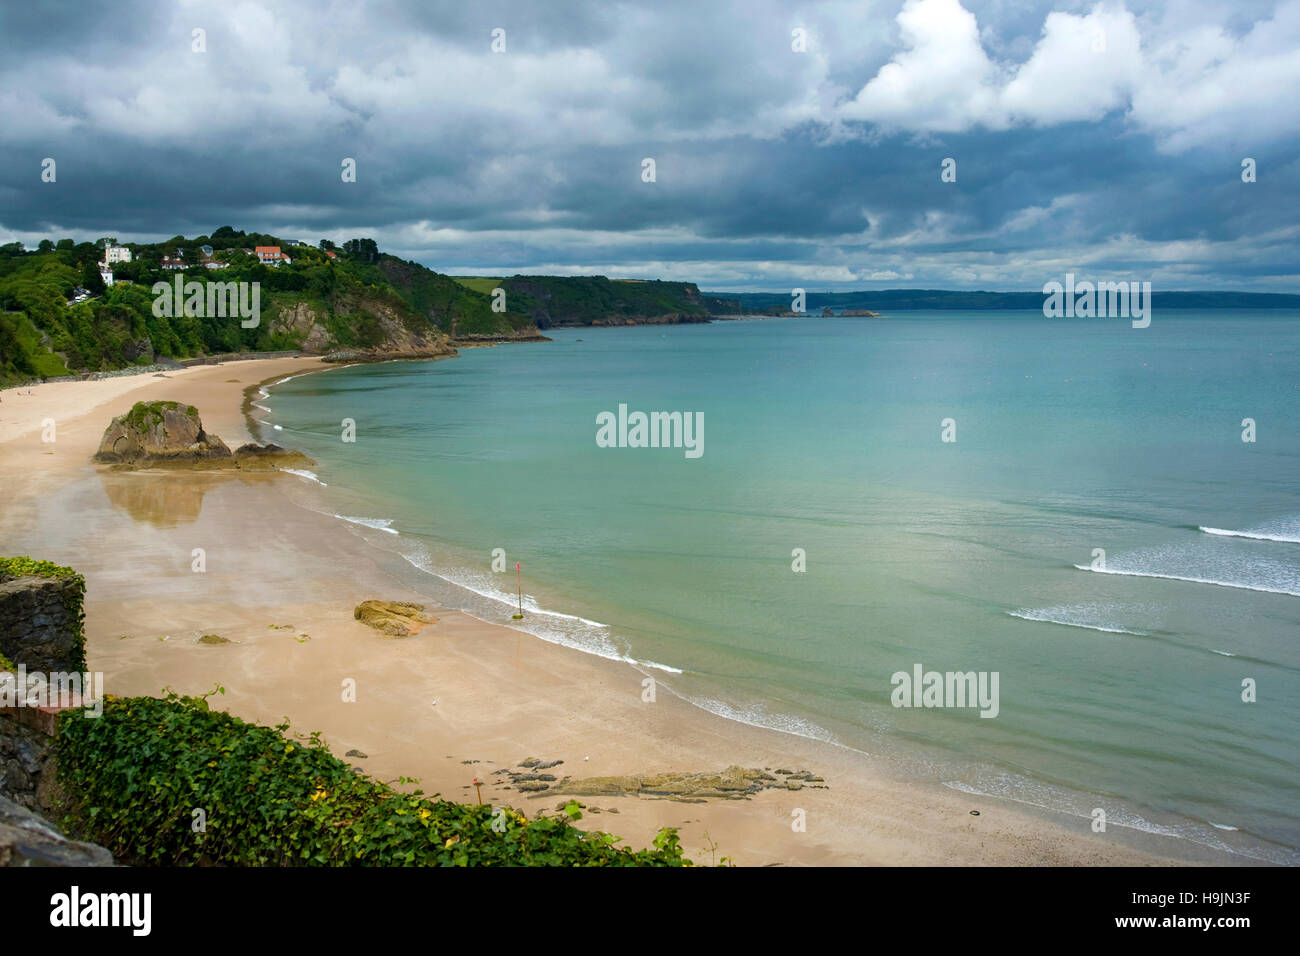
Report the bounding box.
[513,562,524,619]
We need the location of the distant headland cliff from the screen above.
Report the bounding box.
[0,229,742,386]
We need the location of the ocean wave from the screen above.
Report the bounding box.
[437,564,610,628]
[336,515,398,534]
[1008,606,1146,636]
[386,548,696,679]
[941,779,1294,865]
[1075,563,1300,597]
[684,694,843,747]
[1200,525,1300,544]
[639,659,683,674]
[281,468,326,486]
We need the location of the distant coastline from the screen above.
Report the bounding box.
[707,289,1300,313]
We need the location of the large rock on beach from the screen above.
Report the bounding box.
[93,401,227,464]
[354,601,436,637]
[92,401,313,471]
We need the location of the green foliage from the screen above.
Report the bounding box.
[120,400,197,431]
[380,258,529,337]
[500,275,711,328]
[0,557,86,671]
[55,693,692,867]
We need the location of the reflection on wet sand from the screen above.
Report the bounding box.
[98,471,275,528]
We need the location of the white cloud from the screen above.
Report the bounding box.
[839,0,1006,133]
[1000,6,1143,124]
[838,0,1300,151]
[1129,0,1300,151]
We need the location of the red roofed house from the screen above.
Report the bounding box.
[255,245,290,266]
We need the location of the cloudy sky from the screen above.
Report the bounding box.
[1,0,1297,291]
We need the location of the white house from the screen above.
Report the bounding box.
[103,245,132,264]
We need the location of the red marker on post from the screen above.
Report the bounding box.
[512,562,523,619]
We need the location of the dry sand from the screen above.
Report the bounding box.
[0,358,1226,865]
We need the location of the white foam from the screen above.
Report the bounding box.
[685,694,845,748]
[1200,526,1300,544]
[1210,649,1237,657]
[437,564,610,628]
[1075,564,1300,597]
[1008,608,1146,636]
[282,468,326,486]
[336,515,398,534]
[389,550,692,678]
[941,779,1290,864]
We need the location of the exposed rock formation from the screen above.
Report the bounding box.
[353,601,436,637]
[93,401,227,463]
[93,401,313,471]
[228,442,315,471]
[269,293,458,363]
[0,795,114,867]
[514,765,829,800]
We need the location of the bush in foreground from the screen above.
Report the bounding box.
[56,691,691,866]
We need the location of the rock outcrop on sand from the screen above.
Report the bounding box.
[354,601,436,637]
[499,765,828,801]
[92,401,314,471]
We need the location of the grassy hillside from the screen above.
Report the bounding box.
[450,276,503,295]
[380,260,535,338]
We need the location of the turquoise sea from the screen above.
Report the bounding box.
[262,312,1300,863]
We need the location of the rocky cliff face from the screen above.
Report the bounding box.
[269,296,459,361]
[270,302,332,352]
[93,401,313,470]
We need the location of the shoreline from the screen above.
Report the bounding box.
[0,357,1266,865]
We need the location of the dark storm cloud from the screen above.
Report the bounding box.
[0,0,1296,290]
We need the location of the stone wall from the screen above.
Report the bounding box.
[0,571,86,673]
[0,708,57,810]
[0,558,111,863]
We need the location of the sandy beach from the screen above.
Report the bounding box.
[0,358,1227,866]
